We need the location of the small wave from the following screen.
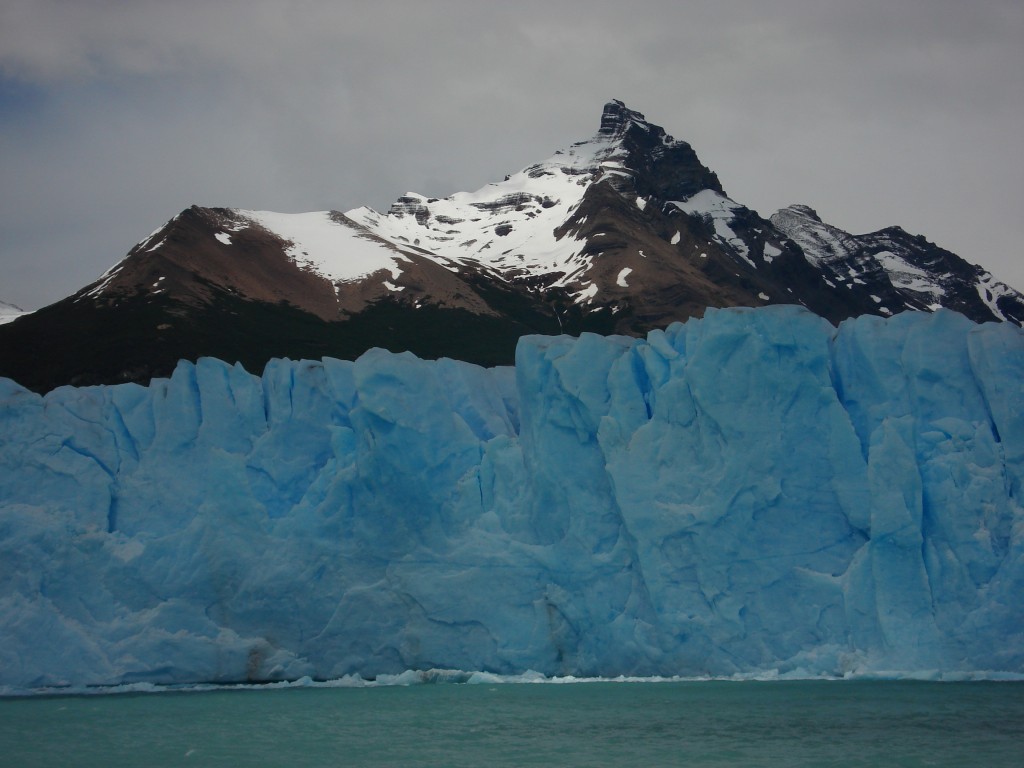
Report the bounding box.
[3,668,1022,698]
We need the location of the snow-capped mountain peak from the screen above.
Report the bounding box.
[598,98,648,136]
[59,100,743,319]
[342,100,731,305]
[343,104,645,274]
[770,204,1024,323]
[344,143,594,288]
[3,100,1022,392]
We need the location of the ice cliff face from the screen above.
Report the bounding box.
[1,306,1021,689]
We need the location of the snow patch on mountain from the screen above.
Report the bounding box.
[770,205,853,269]
[80,262,128,301]
[673,190,754,267]
[134,220,173,253]
[0,301,27,325]
[344,129,636,300]
[977,272,1019,322]
[875,250,945,298]
[238,210,409,284]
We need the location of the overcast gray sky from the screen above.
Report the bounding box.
[2,0,1022,311]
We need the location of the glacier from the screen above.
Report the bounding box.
[0,305,1021,690]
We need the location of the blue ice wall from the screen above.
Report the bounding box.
[0,306,1021,688]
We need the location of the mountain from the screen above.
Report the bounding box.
[2,100,1022,392]
[1,307,1021,689]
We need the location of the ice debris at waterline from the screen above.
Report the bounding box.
[0,306,1021,690]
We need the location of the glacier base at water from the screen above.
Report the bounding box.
[1,306,1021,690]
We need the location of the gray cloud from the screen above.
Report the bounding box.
[2,0,1022,310]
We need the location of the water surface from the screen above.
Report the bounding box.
[2,680,1021,767]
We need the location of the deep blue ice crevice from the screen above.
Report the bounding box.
[965,322,1024,499]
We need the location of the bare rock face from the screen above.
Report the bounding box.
[598,99,725,201]
[2,100,1022,392]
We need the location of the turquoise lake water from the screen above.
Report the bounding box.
[1,680,1022,767]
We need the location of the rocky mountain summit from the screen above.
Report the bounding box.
[2,100,1022,392]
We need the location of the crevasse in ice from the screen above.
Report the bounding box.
[0,306,1021,689]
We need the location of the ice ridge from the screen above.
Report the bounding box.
[0,306,1021,690]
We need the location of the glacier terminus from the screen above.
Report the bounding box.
[0,306,1022,690]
